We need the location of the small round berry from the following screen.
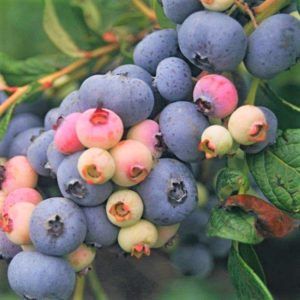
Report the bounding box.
[4,202,36,245]
[76,108,124,149]
[153,224,180,248]
[77,148,116,184]
[110,140,153,187]
[1,156,38,194]
[8,251,76,300]
[199,125,233,159]
[106,190,144,227]
[0,230,22,260]
[54,113,84,154]
[228,105,268,145]
[2,188,42,216]
[200,0,234,11]
[193,74,238,119]
[127,120,163,158]
[67,244,96,273]
[29,197,87,256]
[118,220,158,258]
[242,106,278,154]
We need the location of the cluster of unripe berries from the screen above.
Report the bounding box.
[0,0,298,299]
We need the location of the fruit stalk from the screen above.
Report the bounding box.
[88,267,108,300]
[245,77,260,105]
[132,0,157,22]
[244,0,291,35]
[72,276,85,300]
[0,43,119,117]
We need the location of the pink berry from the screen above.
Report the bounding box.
[110,140,153,187]
[77,148,115,184]
[193,74,238,119]
[76,108,124,149]
[2,188,42,216]
[127,120,164,158]
[1,156,38,194]
[67,244,96,273]
[3,201,36,245]
[0,191,7,214]
[54,113,84,154]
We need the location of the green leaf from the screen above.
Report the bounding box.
[261,82,300,113]
[0,53,75,86]
[207,207,264,244]
[72,0,102,34]
[214,168,250,200]
[228,242,273,300]
[247,129,300,216]
[43,0,84,57]
[297,0,300,13]
[0,104,15,140]
[238,243,266,284]
[152,0,175,28]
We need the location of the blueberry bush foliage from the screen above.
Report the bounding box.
[0,0,299,299]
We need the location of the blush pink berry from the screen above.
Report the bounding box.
[54,113,84,154]
[193,74,238,119]
[76,108,124,149]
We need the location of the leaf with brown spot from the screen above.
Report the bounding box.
[225,195,295,238]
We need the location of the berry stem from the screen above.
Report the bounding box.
[234,0,258,29]
[245,77,260,105]
[244,0,291,35]
[73,276,85,300]
[132,0,157,22]
[0,43,119,117]
[88,267,108,300]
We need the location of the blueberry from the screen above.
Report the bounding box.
[8,251,75,299]
[27,130,55,176]
[82,205,118,248]
[112,64,153,87]
[208,237,231,258]
[57,152,113,206]
[133,29,179,75]
[0,231,22,261]
[8,127,44,158]
[242,106,278,154]
[46,142,66,175]
[112,64,167,117]
[155,57,193,102]
[0,113,43,157]
[44,107,61,130]
[30,197,87,256]
[136,158,198,225]
[159,101,208,162]
[171,244,214,277]
[178,11,247,72]
[14,96,50,117]
[78,74,154,127]
[179,209,210,243]
[59,90,82,116]
[162,0,203,24]
[245,14,300,79]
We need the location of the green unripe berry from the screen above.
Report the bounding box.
[106,190,144,227]
[118,220,158,258]
[199,125,233,159]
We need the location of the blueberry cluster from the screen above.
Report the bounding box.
[0,1,299,298]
